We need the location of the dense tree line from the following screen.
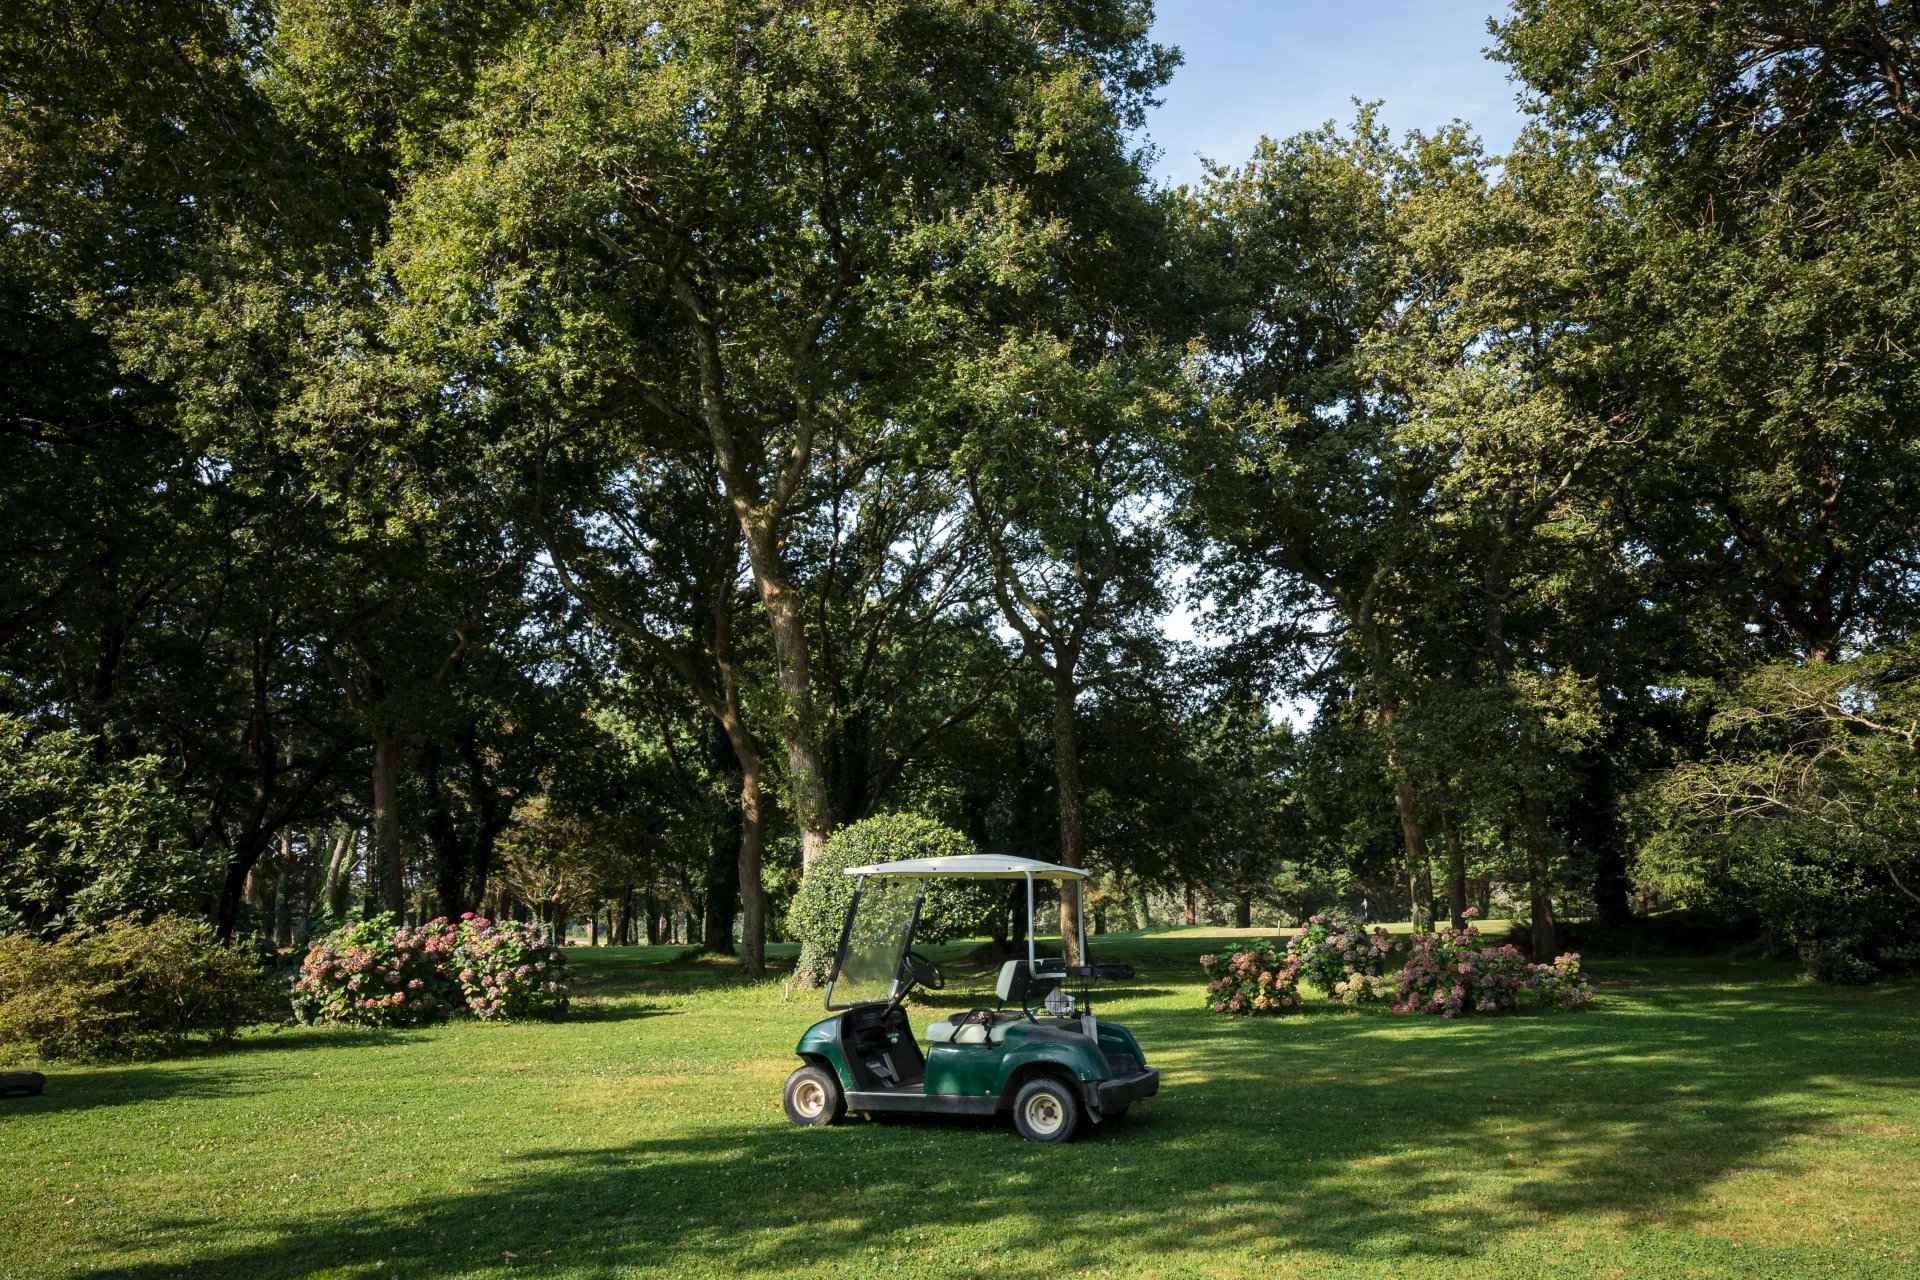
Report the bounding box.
[4,0,1916,981]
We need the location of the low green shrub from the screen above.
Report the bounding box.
[1200,941,1302,1015]
[786,814,997,985]
[292,913,570,1026]
[0,915,280,1062]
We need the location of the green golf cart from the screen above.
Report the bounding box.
[781,854,1159,1142]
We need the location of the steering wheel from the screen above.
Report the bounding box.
[902,949,945,991]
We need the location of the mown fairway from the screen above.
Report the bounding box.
[4,935,1917,1280]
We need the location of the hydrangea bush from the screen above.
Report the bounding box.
[1332,973,1399,1006]
[452,915,569,1020]
[1288,911,1396,995]
[293,913,569,1027]
[1200,941,1303,1016]
[1391,912,1592,1016]
[291,915,458,1027]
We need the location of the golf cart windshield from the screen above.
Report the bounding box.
[825,877,923,1010]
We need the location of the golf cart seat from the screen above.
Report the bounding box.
[924,960,1048,1046]
[924,1012,1022,1045]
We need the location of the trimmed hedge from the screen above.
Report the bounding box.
[786,814,998,986]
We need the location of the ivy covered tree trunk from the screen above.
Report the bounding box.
[323,827,356,920]
[741,522,834,871]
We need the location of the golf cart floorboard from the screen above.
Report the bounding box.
[846,1088,998,1116]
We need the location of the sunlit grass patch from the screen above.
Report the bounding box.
[1,940,1916,1279]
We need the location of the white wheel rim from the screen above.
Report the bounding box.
[794,1078,826,1118]
[1024,1091,1065,1136]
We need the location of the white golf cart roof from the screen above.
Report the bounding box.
[842,854,1089,881]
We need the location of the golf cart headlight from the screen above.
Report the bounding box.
[1043,987,1074,1017]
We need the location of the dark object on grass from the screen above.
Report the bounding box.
[0,1071,45,1099]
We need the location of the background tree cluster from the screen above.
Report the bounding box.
[4,0,1915,981]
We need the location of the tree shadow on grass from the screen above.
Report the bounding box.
[81,970,1920,1279]
[562,1000,677,1026]
[565,949,796,1003]
[4,1027,436,1118]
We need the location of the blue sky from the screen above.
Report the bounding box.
[1142,1,1530,187]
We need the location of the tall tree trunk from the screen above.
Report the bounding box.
[215,835,270,942]
[1576,758,1634,929]
[1050,673,1084,965]
[1392,775,1434,930]
[740,518,833,867]
[323,827,356,920]
[273,832,295,948]
[1235,893,1252,929]
[1182,882,1197,926]
[1524,792,1559,958]
[1442,806,1468,929]
[702,808,741,956]
[711,702,768,975]
[372,731,404,916]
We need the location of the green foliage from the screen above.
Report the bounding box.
[0,916,279,1062]
[1638,648,1920,981]
[1198,940,1302,1016]
[785,814,995,985]
[0,716,205,937]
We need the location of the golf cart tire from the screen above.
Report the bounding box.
[783,1064,845,1127]
[1011,1077,1080,1143]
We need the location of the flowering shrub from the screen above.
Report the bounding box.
[293,913,570,1027]
[451,915,569,1020]
[1200,941,1303,1016]
[1289,911,1396,994]
[291,915,459,1027]
[1332,973,1398,1007]
[1391,912,1593,1016]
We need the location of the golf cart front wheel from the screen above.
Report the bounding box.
[783,1064,845,1127]
[1012,1078,1079,1143]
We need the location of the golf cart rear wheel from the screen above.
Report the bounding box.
[1012,1078,1079,1143]
[783,1065,844,1127]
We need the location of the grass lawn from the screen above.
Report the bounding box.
[4,931,1918,1280]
